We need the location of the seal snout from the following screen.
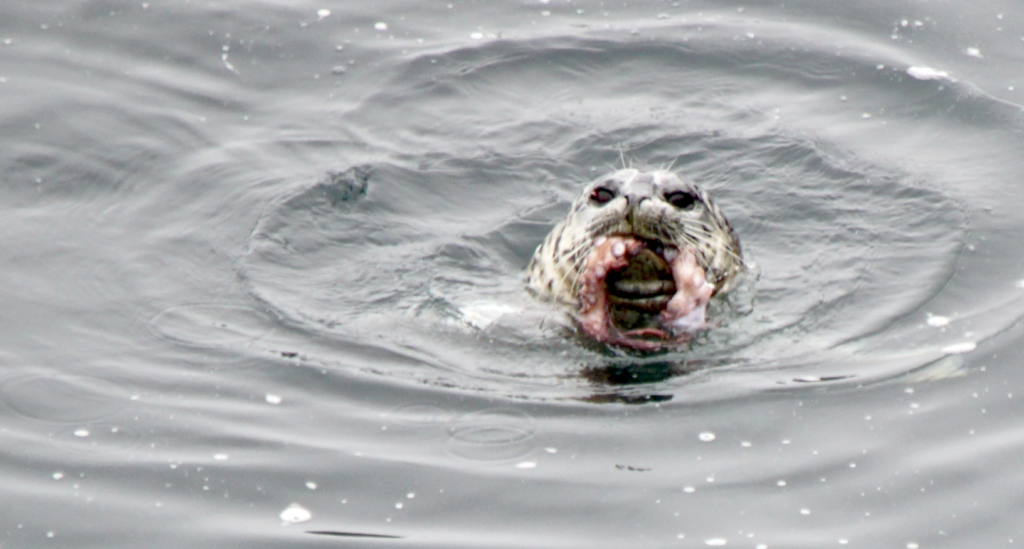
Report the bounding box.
[622,173,656,222]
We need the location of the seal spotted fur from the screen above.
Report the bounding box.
[527,169,742,350]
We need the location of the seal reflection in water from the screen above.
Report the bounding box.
[527,169,743,350]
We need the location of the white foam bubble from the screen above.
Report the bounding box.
[459,302,520,329]
[942,341,977,354]
[907,66,950,81]
[279,503,312,524]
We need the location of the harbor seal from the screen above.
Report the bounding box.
[527,169,743,350]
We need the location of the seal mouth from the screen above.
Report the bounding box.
[576,235,714,351]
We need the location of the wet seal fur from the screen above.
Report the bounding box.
[527,169,743,350]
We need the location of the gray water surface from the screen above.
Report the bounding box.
[2,0,1024,547]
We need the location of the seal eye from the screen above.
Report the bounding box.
[591,187,616,205]
[665,190,698,209]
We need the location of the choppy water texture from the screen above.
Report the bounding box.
[3,0,1024,547]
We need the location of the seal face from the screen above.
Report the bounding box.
[527,169,743,350]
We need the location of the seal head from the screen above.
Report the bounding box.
[527,169,743,350]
